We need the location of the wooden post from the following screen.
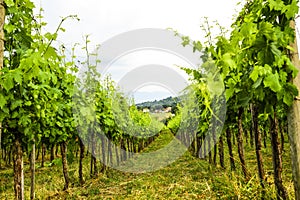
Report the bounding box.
[14,137,24,200]
[288,20,300,200]
[0,0,4,69]
[0,0,5,169]
[60,142,70,190]
[30,142,35,200]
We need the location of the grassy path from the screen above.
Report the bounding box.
[0,129,295,199]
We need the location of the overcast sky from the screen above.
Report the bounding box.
[33,0,241,45]
[31,0,300,103]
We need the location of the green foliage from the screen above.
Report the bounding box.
[175,0,299,199]
[167,107,182,134]
[182,0,299,119]
[0,0,78,149]
[136,96,179,111]
[0,0,299,199]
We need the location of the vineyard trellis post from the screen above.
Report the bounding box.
[0,0,4,170]
[288,20,300,200]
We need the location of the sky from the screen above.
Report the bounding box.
[33,0,241,45]
[31,0,300,103]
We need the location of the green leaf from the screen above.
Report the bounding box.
[259,22,274,41]
[44,46,57,59]
[56,121,63,128]
[2,107,9,114]
[0,93,7,109]
[3,74,14,92]
[283,83,299,106]
[257,46,274,65]
[264,103,274,118]
[284,0,298,19]
[5,24,16,34]
[13,70,23,85]
[25,0,35,9]
[250,66,259,82]
[263,72,282,92]
[286,83,299,96]
[12,111,18,118]
[240,22,257,36]
[283,92,294,106]
[268,0,285,11]
[59,27,66,32]
[239,94,251,107]
[181,36,190,47]
[255,87,265,102]
[222,53,237,69]
[192,41,202,52]
[225,87,235,101]
[270,43,281,58]
[286,60,299,78]
[252,77,263,89]
[38,71,50,83]
[44,32,53,41]
[5,0,15,7]
[207,77,224,97]
[18,115,31,126]
[11,100,23,110]
[25,101,32,106]
[279,71,287,83]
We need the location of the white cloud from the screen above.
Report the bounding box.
[103,50,191,82]
[33,0,241,45]
[31,0,300,103]
[136,85,175,93]
[31,0,241,103]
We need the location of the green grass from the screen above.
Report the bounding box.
[0,130,295,199]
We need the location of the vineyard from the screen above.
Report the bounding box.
[1,0,300,199]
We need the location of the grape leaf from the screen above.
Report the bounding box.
[268,0,285,11]
[263,73,282,92]
[0,93,7,109]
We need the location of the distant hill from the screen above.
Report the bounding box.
[136,96,180,112]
